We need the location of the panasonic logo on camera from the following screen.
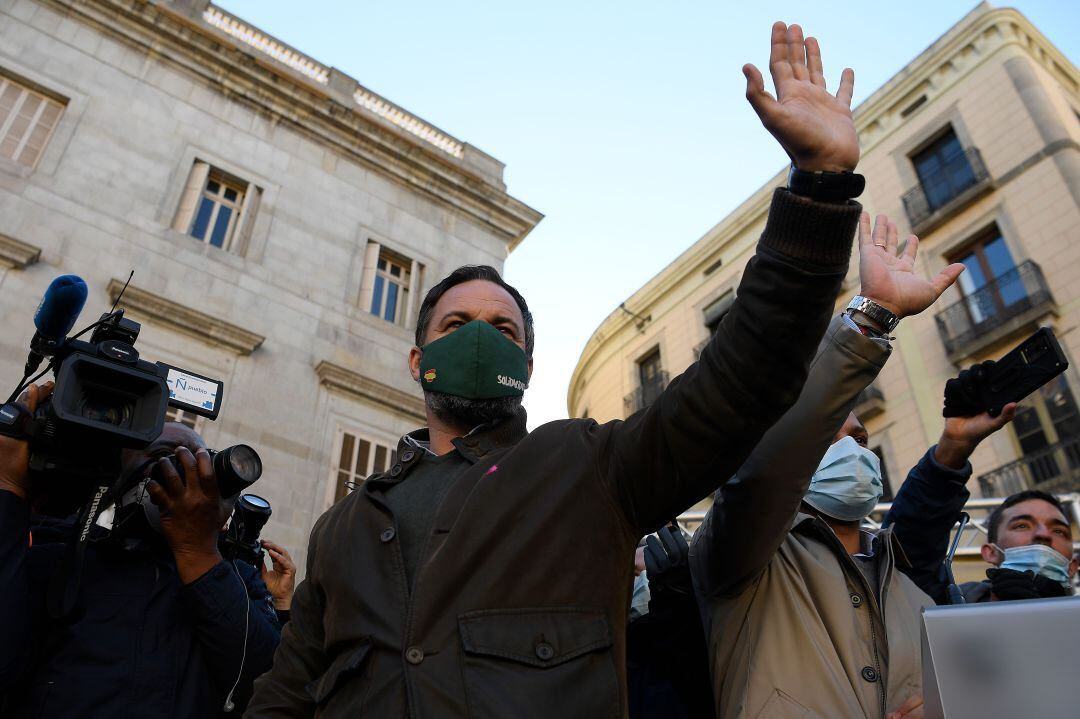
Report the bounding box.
[496,375,527,391]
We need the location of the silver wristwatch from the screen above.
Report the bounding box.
[846,295,900,333]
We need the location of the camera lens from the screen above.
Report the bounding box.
[76,388,132,427]
[213,444,263,498]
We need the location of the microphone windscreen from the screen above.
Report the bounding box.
[33,275,88,341]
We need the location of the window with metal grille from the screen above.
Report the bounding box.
[0,75,64,168]
[333,428,397,502]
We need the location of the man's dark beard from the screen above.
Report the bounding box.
[425,391,521,430]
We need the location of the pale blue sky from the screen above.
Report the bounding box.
[219,0,1080,427]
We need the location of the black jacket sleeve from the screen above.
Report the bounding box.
[179,558,281,711]
[0,490,33,690]
[881,446,971,605]
[603,190,861,532]
[245,514,330,718]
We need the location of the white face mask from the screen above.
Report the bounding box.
[804,435,883,522]
[629,572,651,620]
[991,543,1074,591]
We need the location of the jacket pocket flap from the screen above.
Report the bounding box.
[459,608,612,669]
[305,640,372,704]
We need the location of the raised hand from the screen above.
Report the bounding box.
[858,212,965,319]
[260,539,297,611]
[0,382,53,500]
[744,22,858,172]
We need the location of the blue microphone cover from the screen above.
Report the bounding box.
[33,275,88,341]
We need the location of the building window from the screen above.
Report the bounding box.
[333,428,397,502]
[703,290,735,336]
[164,406,204,432]
[950,228,1021,324]
[870,445,893,501]
[0,75,64,168]
[638,349,665,407]
[1011,375,1080,485]
[172,161,261,254]
[911,128,977,212]
[372,251,412,326]
[360,240,423,328]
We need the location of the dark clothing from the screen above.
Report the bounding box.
[0,490,281,718]
[626,581,712,719]
[881,447,972,605]
[247,189,860,719]
[382,448,468,587]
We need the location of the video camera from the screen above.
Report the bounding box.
[0,274,226,513]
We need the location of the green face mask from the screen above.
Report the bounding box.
[418,320,529,399]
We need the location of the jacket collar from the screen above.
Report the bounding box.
[368,408,530,491]
[792,512,913,569]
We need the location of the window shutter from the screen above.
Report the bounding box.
[404,259,422,329]
[172,161,210,232]
[233,182,261,254]
[358,241,381,310]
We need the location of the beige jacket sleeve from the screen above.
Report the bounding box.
[689,314,891,600]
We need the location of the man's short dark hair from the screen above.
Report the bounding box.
[986,490,1069,544]
[414,265,534,358]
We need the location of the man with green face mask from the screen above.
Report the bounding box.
[250,22,882,718]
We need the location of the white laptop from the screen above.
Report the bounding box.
[921,596,1080,719]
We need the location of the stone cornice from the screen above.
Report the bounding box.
[314,360,426,423]
[106,278,265,355]
[0,232,41,269]
[41,0,542,250]
[854,6,1080,154]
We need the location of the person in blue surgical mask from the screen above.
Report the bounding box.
[691,211,969,719]
[890,485,1076,604]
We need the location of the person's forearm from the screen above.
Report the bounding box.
[883,448,970,604]
[174,548,226,585]
[609,190,861,532]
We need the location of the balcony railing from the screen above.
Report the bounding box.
[902,147,990,232]
[624,371,670,416]
[934,260,1055,361]
[978,437,1080,497]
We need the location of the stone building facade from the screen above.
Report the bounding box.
[568,3,1080,571]
[0,0,540,559]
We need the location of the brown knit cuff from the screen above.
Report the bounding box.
[757,188,861,274]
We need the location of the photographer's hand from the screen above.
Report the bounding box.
[146,447,230,584]
[743,22,858,173]
[0,382,53,500]
[934,403,1017,470]
[259,539,296,611]
[856,213,965,320]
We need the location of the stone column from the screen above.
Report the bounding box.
[1005,56,1080,209]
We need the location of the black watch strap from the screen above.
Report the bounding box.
[787,166,865,203]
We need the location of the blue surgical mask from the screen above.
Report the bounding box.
[630,572,651,620]
[804,435,883,521]
[993,543,1073,591]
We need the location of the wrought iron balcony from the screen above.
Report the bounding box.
[978,436,1080,497]
[624,371,670,416]
[853,383,885,420]
[934,261,1055,362]
[902,146,990,233]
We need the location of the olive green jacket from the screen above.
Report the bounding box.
[691,316,933,719]
[246,190,861,718]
